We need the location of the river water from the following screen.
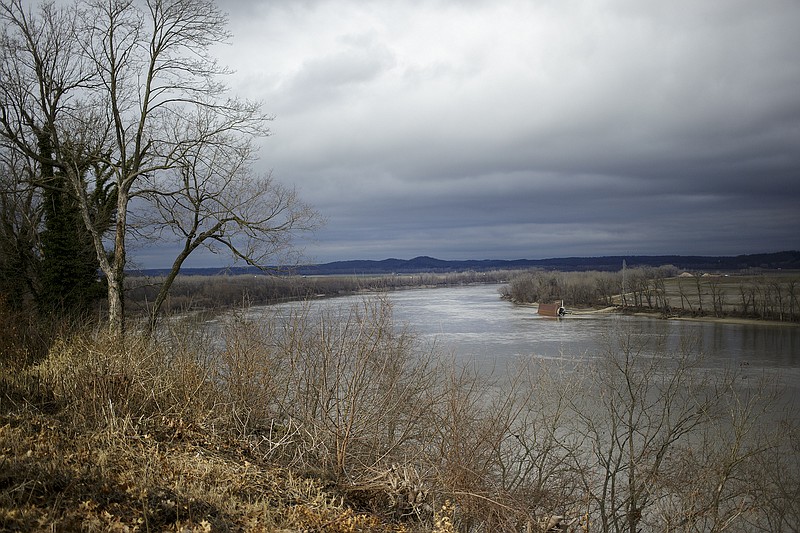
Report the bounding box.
[248,283,800,396]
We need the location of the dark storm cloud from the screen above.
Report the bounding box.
[139,0,800,267]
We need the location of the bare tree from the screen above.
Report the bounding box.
[738,280,754,316]
[568,329,716,533]
[140,112,317,329]
[1,0,319,334]
[708,276,725,317]
[654,372,796,532]
[73,0,268,334]
[2,2,115,314]
[788,279,798,323]
[594,272,619,307]
[694,273,705,314]
[769,279,785,321]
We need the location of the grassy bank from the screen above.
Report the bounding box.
[0,311,446,532]
[2,297,799,531]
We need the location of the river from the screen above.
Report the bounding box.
[245,283,800,397]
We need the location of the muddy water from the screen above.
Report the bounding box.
[249,283,800,397]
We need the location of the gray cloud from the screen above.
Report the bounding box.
[140,0,800,267]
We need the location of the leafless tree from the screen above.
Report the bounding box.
[787,279,798,322]
[677,276,693,313]
[567,328,717,533]
[694,273,705,314]
[0,0,92,303]
[139,114,317,329]
[708,276,725,317]
[1,0,319,334]
[594,272,619,307]
[655,373,795,532]
[769,279,786,321]
[738,281,754,316]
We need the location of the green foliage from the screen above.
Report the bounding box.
[38,176,101,314]
[0,135,116,318]
[35,131,116,316]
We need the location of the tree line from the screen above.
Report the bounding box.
[124,269,514,316]
[503,267,800,322]
[0,0,317,335]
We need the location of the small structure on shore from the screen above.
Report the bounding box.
[538,300,566,317]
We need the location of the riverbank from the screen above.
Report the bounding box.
[504,300,799,327]
[666,313,800,327]
[3,284,799,531]
[608,306,800,327]
[126,271,516,318]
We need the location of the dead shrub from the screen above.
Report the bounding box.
[256,297,439,482]
[32,327,219,431]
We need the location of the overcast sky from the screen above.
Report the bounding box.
[147,0,800,268]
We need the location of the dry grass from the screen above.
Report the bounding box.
[0,317,419,532]
[2,296,799,532]
[0,299,487,532]
[0,407,415,532]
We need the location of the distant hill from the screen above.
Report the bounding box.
[133,251,800,277]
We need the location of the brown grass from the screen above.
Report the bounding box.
[0,407,416,532]
[0,319,420,532]
[2,295,799,531]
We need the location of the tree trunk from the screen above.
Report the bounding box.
[107,275,124,336]
[106,191,128,337]
[147,249,190,332]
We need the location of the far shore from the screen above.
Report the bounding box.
[564,305,800,327]
[664,314,800,327]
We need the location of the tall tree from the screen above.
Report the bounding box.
[0,0,106,315]
[1,0,319,335]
